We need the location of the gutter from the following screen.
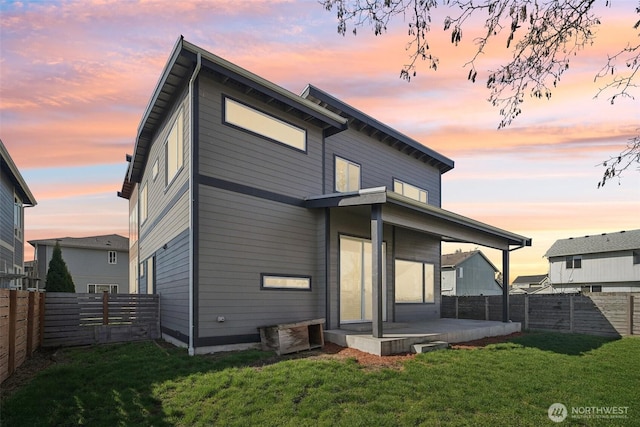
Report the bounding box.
[188,51,201,356]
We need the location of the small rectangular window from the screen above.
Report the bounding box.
[393,179,428,204]
[458,267,463,279]
[166,109,184,186]
[261,274,311,290]
[591,285,602,292]
[633,251,640,265]
[140,183,148,224]
[108,251,117,264]
[224,97,306,152]
[152,159,159,181]
[566,255,582,269]
[335,156,361,192]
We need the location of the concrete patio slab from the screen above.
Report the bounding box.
[324,318,521,356]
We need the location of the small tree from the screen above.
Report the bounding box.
[45,242,75,292]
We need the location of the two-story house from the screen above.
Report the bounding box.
[545,230,640,293]
[0,139,37,289]
[441,250,503,296]
[29,234,129,293]
[118,37,531,354]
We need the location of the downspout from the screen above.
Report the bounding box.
[188,51,201,356]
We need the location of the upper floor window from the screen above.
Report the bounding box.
[223,96,306,152]
[152,158,159,181]
[166,109,184,186]
[108,251,117,264]
[14,196,23,239]
[394,179,428,204]
[566,255,582,269]
[335,156,360,192]
[633,250,640,265]
[140,183,148,224]
[129,200,138,246]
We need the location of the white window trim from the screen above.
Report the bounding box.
[88,284,118,293]
[108,251,117,265]
[166,109,184,187]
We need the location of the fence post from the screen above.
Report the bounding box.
[26,292,35,356]
[8,290,17,377]
[484,296,489,320]
[39,292,45,347]
[102,291,109,325]
[455,296,459,319]
[629,295,634,336]
[569,295,574,333]
[524,294,529,330]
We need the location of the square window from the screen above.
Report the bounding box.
[395,259,434,303]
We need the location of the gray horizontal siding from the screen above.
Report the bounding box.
[156,229,190,341]
[197,185,324,339]
[325,127,442,206]
[138,91,190,261]
[0,173,15,249]
[198,75,324,199]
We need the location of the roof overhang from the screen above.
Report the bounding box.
[119,37,348,199]
[302,85,455,174]
[305,187,531,251]
[0,139,37,206]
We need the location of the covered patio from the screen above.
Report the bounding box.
[306,186,531,353]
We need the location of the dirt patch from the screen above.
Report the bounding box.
[450,332,524,350]
[0,347,62,401]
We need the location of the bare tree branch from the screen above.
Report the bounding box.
[321,0,640,186]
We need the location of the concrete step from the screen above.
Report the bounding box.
[411,341,449,354]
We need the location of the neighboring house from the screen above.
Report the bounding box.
[441,250,503,296]
[29,234,129,293]
[545,230,640,293]
[510,274,552,294]
[118,37,531,354]
[0,139,37,289]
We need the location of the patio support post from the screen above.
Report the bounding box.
[502,249,509,322]
[371,204,384,338]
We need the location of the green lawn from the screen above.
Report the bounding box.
[1,333,638,426]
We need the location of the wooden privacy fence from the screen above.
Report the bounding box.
[43,292,160,347]
[442,293,640,337]
[0,289,45,383]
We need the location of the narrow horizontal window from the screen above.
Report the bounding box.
[393,179,428,204]
[224,97,306,152]
[88,284,118,294]
[261,274,311,290]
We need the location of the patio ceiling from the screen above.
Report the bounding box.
[305,187,531,251]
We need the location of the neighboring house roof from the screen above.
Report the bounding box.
[545,229,640,258]
[441,250,499,272]
[301,85,455,174]
[29,234,129,252]
[0,138,37,206]
[119,36,349,199]
[512,274,548,285]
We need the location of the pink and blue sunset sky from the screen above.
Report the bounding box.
[1,0,638,281]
